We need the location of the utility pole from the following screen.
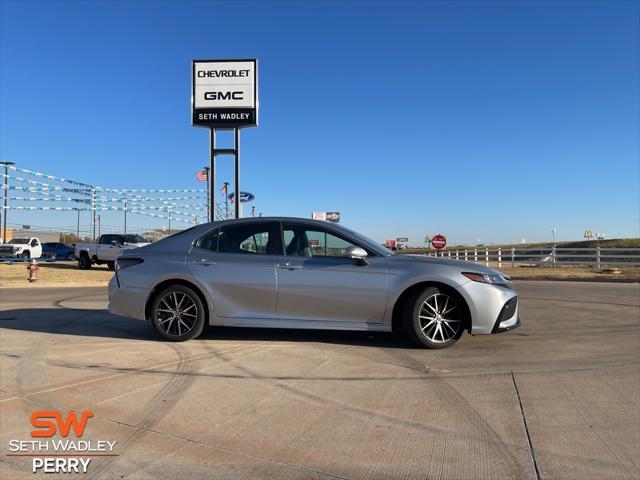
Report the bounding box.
[97,215,101,238]
[75,208,80,241]
[124,198,128,235]
[0,161,15,243]
[92,188,97,241]
[168,213,171,234]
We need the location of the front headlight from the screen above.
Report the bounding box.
[462,272,512,288]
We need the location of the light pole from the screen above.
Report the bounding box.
[75,208,80,241]
[124,198,128,235]
[97,215,101,238]
[0,161,15,243]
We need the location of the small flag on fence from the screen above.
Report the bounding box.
[196,170,208,182]
[220,183,228,199]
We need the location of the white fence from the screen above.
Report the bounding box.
[422,247,640,267]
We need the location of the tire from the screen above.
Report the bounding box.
[22,251,30,259]
[150,285,205,342]
[106,261,115,270]
[403,286,465,349]
[78,254,91,270]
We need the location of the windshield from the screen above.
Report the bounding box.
[8,239,30,244]
[123,235,146,244]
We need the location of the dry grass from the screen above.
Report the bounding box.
[0,261,114,287]
[0,261,637,289]
[499,266,639,281]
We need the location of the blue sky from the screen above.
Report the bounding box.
[1,0,638,245]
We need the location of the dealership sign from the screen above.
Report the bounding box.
[312,211,340,223]
[227,191,255,203]
[192,59,258,128]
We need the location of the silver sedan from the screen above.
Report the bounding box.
[108,217,520,348]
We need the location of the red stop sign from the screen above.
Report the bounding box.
[431,234,446,251]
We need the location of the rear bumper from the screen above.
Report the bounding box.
[108,275,148,321]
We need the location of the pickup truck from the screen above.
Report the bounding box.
[0,237,43,259]
[76,234,149,270]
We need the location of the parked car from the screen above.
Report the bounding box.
[0,237,42,259]
[76,234,149,270]
[42,242,75,259]
[109,217,520,348]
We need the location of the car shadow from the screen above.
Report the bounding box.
[0,308,416,349]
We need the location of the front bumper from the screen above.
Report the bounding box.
[462,280,520,335]
[491,297,521,333]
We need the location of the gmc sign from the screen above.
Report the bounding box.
[192,59,258,128]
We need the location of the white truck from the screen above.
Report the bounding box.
[75,234,149,270]
[0,237,43,259]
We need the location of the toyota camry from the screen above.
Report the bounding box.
[108,217,520,348]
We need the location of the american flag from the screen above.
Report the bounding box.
[195,170,208,182]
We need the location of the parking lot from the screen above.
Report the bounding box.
[0,281,638,479]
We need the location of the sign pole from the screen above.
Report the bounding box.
[234,128,240,219]
[209,128,216,222]
[203,166,211,223]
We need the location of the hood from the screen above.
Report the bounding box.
[390,254,504,275]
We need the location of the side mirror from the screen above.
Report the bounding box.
[346,246,368,265]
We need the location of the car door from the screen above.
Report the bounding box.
[187,221,278,321]
[97,235,119,261]
[275,222,389,326]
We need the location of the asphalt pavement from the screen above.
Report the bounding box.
[0,281,638,479]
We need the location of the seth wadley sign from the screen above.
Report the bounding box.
[192,59,258,128]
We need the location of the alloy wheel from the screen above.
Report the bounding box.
[418,293,462,343]
[156,291,199,337]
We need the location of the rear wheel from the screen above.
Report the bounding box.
[21,251,30,259]
[78,254,91,270]
[403,286,465,349]
[151,285,205,342]
[106,261,115,270]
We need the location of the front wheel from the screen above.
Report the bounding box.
[403,287,465,349]
[151,285,205,342]
[78,254,91,270]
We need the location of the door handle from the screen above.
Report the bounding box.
[192,259,216,266]
[277,262,302,270]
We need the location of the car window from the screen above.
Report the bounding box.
[123,234,146,243]
[99,235,113,245]
[282,224,356,258]
[198,223,274,255]
[196,229,219,251]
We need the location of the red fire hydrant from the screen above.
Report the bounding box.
[27,258,39,283]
